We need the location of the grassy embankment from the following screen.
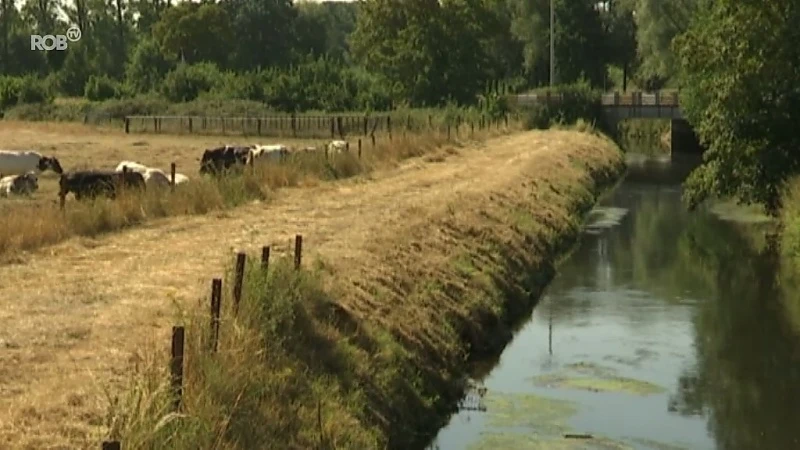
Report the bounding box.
[0,111,509,262]
[106,128,625,449]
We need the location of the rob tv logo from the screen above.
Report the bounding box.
[30,26,81,51]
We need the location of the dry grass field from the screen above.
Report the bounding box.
[0,120,483,261]
[0,119,625,448]
[0,120,349,211]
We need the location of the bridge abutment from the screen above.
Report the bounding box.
[670,119,704,155]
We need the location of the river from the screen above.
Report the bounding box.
[427,152,800,450]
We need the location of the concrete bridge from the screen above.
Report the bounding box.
[509,90,702,154]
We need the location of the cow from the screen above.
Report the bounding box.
[199,145,251,175]
[246,144,289,166]
[114,161,171,188]
[58,170,146,202]
[173,173,190,185]
[0,150,63,178]
[326,140,350,154]
[0,172,39,197]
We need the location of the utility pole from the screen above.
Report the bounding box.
[549,0,555,88]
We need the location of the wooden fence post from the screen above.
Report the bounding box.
[294,235,303,270]
[170,163,176,192]
[261,246,270,270]
[371,134,376,147]
[447,124,451,140]
[470,121,474,137]
[330,118,335,139]
[188,117,193,134]
[233,252,246,315]
[358,139,362,159]
[210,278,222,352]
[170,326,185,411]
[387,116,392,141]
[102,441,121,450]
[124,118,130,134]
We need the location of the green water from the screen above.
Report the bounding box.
[428,153,800,450]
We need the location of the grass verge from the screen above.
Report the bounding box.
[105,130,625,449]
[0,127,510,262]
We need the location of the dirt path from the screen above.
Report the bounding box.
[0,130,571,448]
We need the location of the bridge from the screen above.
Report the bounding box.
[510,90,683,122]
[509,90,702,154]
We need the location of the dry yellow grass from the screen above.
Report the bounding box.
[0,120,503,260]
[0,123,623,449]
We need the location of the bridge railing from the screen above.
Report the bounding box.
[511,91,680,108]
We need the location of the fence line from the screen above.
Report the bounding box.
[102,234,306,448]
[123,112,509,138]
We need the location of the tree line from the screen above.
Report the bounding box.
[0,0,690,113]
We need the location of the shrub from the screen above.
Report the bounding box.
[160,62,223,102]
[84,75,122,101]
[520,81,603,130]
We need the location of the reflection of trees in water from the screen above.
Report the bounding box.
[671,223,800,449]
[547,178,800,448]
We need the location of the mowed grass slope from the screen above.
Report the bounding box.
[0,127,623,448]
[0,120,504,260]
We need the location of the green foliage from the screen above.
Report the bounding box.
[84,75,122,101]
[521,82,602,130]
[674,0,800,214]
[160,63,224,102]
[0,75,52,110]
[125,39,176,95]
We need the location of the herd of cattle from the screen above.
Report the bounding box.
[0,140,351,202]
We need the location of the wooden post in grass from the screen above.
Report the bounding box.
[471,121,474,138]
[294,235,303,270]
[170,163,176,192]
[447,124,451,141]
[124,118,130,134]
[170,326,185,411]
[358,139,362,159]
[210,278,222,352]
[261,246,271,270]
[233,252,246,315]
[102,441,121,450]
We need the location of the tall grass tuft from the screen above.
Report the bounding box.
[105,256,428,449]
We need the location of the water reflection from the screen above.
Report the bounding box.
[428,154,800,450]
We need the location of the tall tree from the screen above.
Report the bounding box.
[675,0,800,214]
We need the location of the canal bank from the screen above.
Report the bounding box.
[428,152,800,450]
[110,129,625,449]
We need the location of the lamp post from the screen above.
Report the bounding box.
[549,0,555,88]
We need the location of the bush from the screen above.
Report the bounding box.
[0,76,52,110]
[84,75,122,101]
[520,81,603,130]
[160,62,223,102]
[0,76,22,109]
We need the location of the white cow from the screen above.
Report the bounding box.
[247,144,289,165]
[114,161,171,188]
[0,150,63,178]
[0,172,39,197]
[326,140,349,154]
[173,173,190,185]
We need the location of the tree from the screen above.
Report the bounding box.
[222,0,297,70]
[152,2,233,67]
[674,0,800,214]
[633,0,700,89]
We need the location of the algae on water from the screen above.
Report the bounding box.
[468,392,633,450]
[483,391,577,432]
[530,361,666,396]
